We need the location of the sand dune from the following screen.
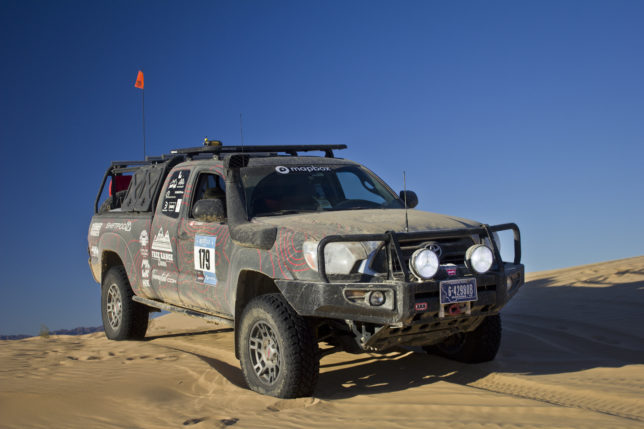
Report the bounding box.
[1,256,643,428]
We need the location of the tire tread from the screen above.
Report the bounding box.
[101,266,149,341]
[239,293,319,398]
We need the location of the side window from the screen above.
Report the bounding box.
[336,170,386,204]
[190,173,226,218]
[161,169,190,218]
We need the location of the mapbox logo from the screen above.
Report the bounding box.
[275,165,331,174]
[275,166,290,174]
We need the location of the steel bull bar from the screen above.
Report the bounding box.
[316,223,523,306]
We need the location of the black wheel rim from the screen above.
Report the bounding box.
[248,321,281,384]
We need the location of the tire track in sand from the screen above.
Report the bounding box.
[459,372,644,423]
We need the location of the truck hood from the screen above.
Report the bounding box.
[253,209,480,240]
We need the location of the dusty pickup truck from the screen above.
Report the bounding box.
[88,142,524,398]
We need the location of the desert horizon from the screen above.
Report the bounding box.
[1,255,643,428]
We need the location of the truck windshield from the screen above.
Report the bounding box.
[241,164,403,217]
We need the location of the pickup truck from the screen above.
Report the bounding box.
[88,142,524,398]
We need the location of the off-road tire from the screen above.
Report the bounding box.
[101,266,149,340]
[239,294,319,398]
[424,314,501,363]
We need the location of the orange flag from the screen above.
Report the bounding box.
[134,70,144,89]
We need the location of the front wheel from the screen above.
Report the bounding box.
[424,314,502,363]
[238,294,319,398]
[101,266,149,340]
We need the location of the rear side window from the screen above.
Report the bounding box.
[161,169,190,218]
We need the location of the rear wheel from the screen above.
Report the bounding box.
[101,266,149,340]
[424,314,502,363]
[239,294,319,398]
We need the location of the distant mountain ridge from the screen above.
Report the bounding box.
[0,326,103,340]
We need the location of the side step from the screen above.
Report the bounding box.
[133,296,234,327]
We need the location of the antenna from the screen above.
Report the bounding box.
[239,113,245,151]
[403,171,409,233]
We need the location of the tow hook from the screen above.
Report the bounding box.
[448,304,461,316]
[439,302,472,318]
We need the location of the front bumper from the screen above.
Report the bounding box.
[276,262,524,326]
[275,223,525,350]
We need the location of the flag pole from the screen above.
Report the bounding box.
[142,86,146,159]
[135,70,146,159]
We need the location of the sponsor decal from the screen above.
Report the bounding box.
[141,259,150,279]
[152,228,174,267]
[275,166,290,174]
[445,264,458,277]
[152,228,172,252]
[139,230,149,247]
[162,199,183,213]
[142,279,150,288]
[151,250,173,267]
[275,165,331,174]
[90,222,103,237]
[105,221,132,232]
[90,246,99,258]
[415,302,428,312]
[161,170,189,219]
[152,271,177,284]
[168,171,186,190]
[139,230,149,257]
[151,228,173,266]
[194,235,217,285]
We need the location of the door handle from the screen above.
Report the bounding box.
[178,231,189,240]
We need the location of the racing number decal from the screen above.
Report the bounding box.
[194,235,217,285]
[198,248,211,270]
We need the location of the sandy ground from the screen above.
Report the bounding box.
[1,256,643,428]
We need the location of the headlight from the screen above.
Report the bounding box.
[466,244,494,274]
[409,248,440,280]
[303,240,380,275]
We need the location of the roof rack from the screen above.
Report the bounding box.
[170,143,347,159]
[94,143,348,213]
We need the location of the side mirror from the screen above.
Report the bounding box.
[193,199,226,223]
[399,190,418,209]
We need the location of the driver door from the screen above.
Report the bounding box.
[176,170,231,316]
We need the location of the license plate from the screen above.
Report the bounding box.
[440,278,477,305]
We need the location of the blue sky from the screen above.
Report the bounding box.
[1,0,642,335]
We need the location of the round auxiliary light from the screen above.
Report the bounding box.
[466,244,494,274]
[369,291,386,306]
[409,248,440,280]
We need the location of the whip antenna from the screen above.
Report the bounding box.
[403,171,409,233]
[239,113,245,151]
